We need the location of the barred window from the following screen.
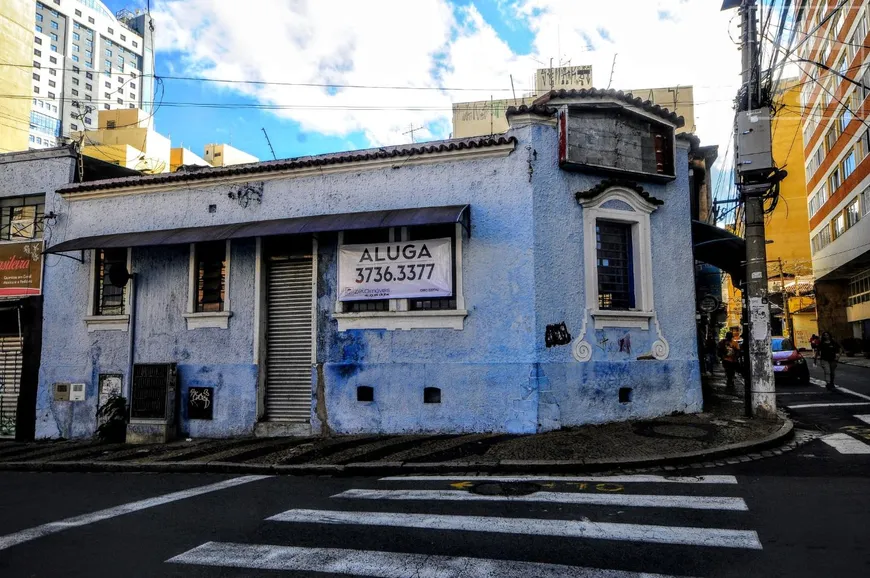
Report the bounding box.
[93,248,127,315]
[0,196,45,240]
[342,229,390,312]
[194,241,226,312]
[596,221,635,310]
[408,224,457,311]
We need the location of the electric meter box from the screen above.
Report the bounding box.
[69,383,86,402]
[736,109,773,175]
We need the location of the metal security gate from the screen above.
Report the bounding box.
[0,336,23,438]
[264,255,314,422]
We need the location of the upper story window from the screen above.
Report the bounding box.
[50,21,58,30]
[0,196,45,241]
[559,106,676,180]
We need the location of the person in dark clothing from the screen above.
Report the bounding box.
[818,331,841,390]
[810,334,820,366]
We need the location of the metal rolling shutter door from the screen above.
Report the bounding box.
[0,336,23,437]
[264,257,313,422]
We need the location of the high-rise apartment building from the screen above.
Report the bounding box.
[800,2,870,345]
[28,0,153,150]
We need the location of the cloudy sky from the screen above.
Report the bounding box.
[104,0,747,179]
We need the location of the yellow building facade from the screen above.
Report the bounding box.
[723,81,818,349]
[73,109,171,173]
[0,0,34,153]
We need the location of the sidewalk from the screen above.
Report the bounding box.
[0,374,794,475]
[838,356,870,369]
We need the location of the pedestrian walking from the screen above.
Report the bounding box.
[818,331,841,390]
[718,331,740,391]
[810,333,820,366]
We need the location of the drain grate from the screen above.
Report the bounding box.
[469,482,541,496]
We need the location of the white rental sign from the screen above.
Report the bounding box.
[339,238,452,301]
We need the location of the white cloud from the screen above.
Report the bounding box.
[153,0,744,161]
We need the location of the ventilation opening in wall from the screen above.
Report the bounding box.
[357,386,374,402]
[619,387,633,403]
[424,387,441,404]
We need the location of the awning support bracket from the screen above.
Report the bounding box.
[47,250,85,264]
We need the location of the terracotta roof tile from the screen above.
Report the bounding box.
[534,88,685,127]
[575,179,665,206]
[504,104,557,118]
[60,135,518,193]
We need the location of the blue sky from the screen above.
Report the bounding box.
[101,0,742,191]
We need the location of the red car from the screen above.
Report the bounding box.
[771,337,810,384]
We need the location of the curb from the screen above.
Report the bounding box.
[0,419,794,477]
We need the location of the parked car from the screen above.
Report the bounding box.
[771,337,810,384]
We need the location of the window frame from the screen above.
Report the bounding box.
[580,186,658,330]
[332,223,467,331]
[184,240,232,329]
[85,247,131,331]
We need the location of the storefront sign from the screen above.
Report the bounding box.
[338,238,452,301]
[0,242,42,297]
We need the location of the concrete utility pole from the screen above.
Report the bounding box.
[726,0,776,418]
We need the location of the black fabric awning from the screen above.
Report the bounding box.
[46,205,470,254]
[692,220,746,285]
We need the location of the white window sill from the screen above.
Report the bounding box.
[85,314,129,332]
[183,311,232,330]
[333,310,468,331]
[591,309,654,329]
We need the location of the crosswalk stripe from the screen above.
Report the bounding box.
[0,475,271,552]
[380,475,738,485]
[821,433,870,454]
[809,379,870,401]
[787,402,870,409]
[333,489,749,511]
[268,509,763,549]
[854,415,870,425]
[168,542,697,577]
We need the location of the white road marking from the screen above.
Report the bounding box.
[854,415,870,425]
[168,542,696,577]
[333,489,749,511]
[786,402,870,409]
[0,475,271,552]
[380,475,738,484]
[821,433,870,454]
[809,378,870,401]
[268,509,763,549]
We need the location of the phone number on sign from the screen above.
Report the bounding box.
[355,264,434,283]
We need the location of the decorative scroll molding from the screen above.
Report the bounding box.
[571,308,593,362]
[652,314,670,360]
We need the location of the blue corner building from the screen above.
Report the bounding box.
[36,89,704,440]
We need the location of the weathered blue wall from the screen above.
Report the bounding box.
[37,111,701,439]
[36,240,257,439]
[528,122,702,429]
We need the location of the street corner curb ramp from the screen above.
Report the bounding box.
[0,418,794,477]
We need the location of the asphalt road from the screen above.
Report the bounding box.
[0,367,867,577]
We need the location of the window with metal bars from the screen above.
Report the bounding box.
[596,221,635,310]
[342,229,391,312]
[93,248,127,315]
[408,224,457,311]
[194,241,226,312]
[0,196,45,241]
